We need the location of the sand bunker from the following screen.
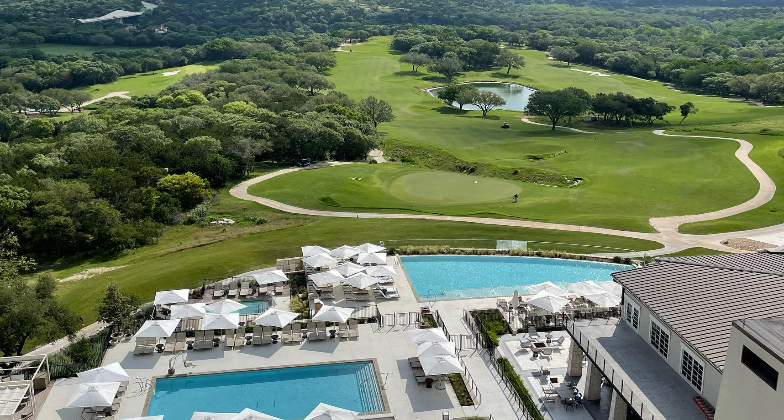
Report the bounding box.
[162,70,181,77]
[571,68,610,77]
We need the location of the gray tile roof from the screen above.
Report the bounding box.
[612,254,784,371]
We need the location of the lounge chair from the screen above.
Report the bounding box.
[540,347,553,360]
[261,326,273,345]
[519,337,533,351]
[133,337,148,355]
[347,319,359,339]
[376,287,399,299]
[408,357,422,368]
[174,332,187,352]
[498,299,508,311]
[338,322,349,339]
[213,284,226,299]
[280,325,292,343]
[288,323,304,343]
[234,328,247,348]
[224,329,236,349]
[252,327,264,345]
[227,283,238,298]
[316,322,328,340]
[528,327,540,339]
[163,335,176,353]
[553,336,566,347]
[239,281,251,298]
[257,285,268,296]
[201,330,215,350]
[306,322,320,341]
[192,331,204,350]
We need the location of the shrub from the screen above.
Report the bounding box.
[448,373,475,406]
[497,358,545,420]
[185,203,211,224]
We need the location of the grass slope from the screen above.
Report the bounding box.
[79,64,216,98]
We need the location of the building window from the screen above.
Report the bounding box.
[741,346,778,390]
[681,347,704,392]
[650,318,669,360]
[625,300,639,331]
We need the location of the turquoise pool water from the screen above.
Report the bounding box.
[236,300,268,314]
[401,255,630,300]
[146,361,384,420]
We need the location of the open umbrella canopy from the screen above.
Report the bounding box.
[333,263,366,277]
[191,413,237,420]
[527,281,568,296]
[356,252,386,265]
[231,409,282,420]
[313,305,354,323]
[170,303,207,319]
[330,245,361,259]
[310,271,344,287]
[303,254,338,268]
[67,382,120,407]
[408,328,448,344]
[154,289,189,305]
[254,308,299,328]
[599,281,622,296]
[77,362,128,383]
[420,355,463,376]
[304,403,358,420]
[302,245,330,257]
[584,292,622,308]
[206,299,245,314]
[365,265,396,277]
[569,281,605,296]
[202,313,240,330]
[524,290,570,313]
[250,270,288,285]
[342,273,380,290]
[358,243,385,254]
[418,341,456,357]
[136,319,180,338]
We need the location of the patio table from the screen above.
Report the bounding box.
[556,385,574,399]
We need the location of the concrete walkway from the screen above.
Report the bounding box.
[519,117,596,134]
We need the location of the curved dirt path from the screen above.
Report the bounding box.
[519,117,596,134]
[55,91,131,113]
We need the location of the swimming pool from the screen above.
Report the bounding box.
[235,300,268,314]
[146,361,385,420]
[401,255,630,300]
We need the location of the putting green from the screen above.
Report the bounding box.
[388,171,521,205]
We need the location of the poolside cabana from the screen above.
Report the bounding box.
[0,354,49,420]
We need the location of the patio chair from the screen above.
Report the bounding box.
[203,330,215,350]
[133,337,148,355]
[213,284,226,299]
[316,322,328,340]
[528,327,540,339]
[258,285,268,296]
[174,332,187,352]
[289,323,304,343]
[239,281,251,298]
[347,319,359,339]
[252,327,263,345]
[163,335,176,353]
[306,322,320,341]
[224,329,236,349]
[554,336,566,347]
[376,287,399,299]
[261,326,274,345]
[540,347,553,360]
[234,328,246,348]
[281,325,292,343]
[227,282,238,298]
[338,322,349,339]
[518,338,533,352]
[192,331,204,350]
[353,290,371,301]
[408,357,422,368]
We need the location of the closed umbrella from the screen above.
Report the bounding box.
[333,263,365,277]
[527,281,568,296]
[304,403,358,420]
[154,289,189,305]
[408,328,448,344]
[206,299,245,314]
[418,341,456,357]
[135,319,180,338]
[77,362,129,383]
[302,245,330,257]
[170,303,207,319]
[342,273,380,290]
[330,245,361,259]
[254,308,299,328]
[67,382,120,408]
[191,413,237,420]
[309,271,343,287]
[356,252,386,265]
[420,355,463,376]
[511,290,520,310]
[599,281,622,296]
[358,243,385,253]
[584,292,622,308]
[303,254,338,268]
[231,409,282,420]
[250,270,288,285]
[524,290,570,313]
[202,313,240,330]
[569,281,605,296]
[366,265,396,277]
[313,305,354,323]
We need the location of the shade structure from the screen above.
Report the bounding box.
[250,270,288,285]
[569,281,605,296]
[206,299,245,314]
[333,263,365,277]
[408,328,448,344]
[154,289,189,305]
[254,308,299,328]
[365,265,396,277]
[330,245,361,259]
[418,341,456,357]
[358,243,385,254]
[310,271,344,287]
[420,355,463,376]
[303,253,338,268]
[202,312,240,330]
[356,252,386,265]
[67,382,120,408]
[342,273,380,290]
[584,292,622,308]
[304,403,358,420]
[191,413,237,420]
[231,408,282,420]
[120,417,164,420]
[510,290,520,309]
[170,303,207,319]
[599,281,622,296]
[527,281,568,296]
[302,245,330,257]
[77,362,129,383]
[313,305,354,323]
[524,290,570,313]
[135,319,180,338]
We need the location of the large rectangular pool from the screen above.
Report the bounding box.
[146,361,385,420]
[402,255,630,300]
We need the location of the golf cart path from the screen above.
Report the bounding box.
[56,91,130,113]
[520,117,596,133]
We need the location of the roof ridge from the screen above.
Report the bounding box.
[654,256,784,277]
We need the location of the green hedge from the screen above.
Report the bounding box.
[497,357,545,420]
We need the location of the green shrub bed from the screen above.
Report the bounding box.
[497,357,545,420]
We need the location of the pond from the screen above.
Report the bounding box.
[428,82,536,111]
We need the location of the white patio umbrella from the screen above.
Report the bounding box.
[418,341,456,357]
[599,281,622,296]
[77,362,129,383]
[309,271,344,287]
[342,273,380,290]
[153,289,189,305]
[170,303,207,319]
[302,245,330,257]
[231,408,282,420]
[356,252,386,265]
[584,292,622,308]
[304,403,358,420]
[135,319,180,338]
[366,265,396,277]
[407,328,448,344]
[358,243,385,253]
[333,262,366,277]
[202,312,240,330]
[527,281,568,296]
[313,305,354,323]
[191,413,237,420]
[67,382,120,407]
[206,299,245,314]
[120,416,164,420]
[569,281,605,296]
[524,290,570,313]
[420,355,463,376]
[330,245,361,259]
[250,270,288,285]
[254,308,299,328]
[303,253,338,268]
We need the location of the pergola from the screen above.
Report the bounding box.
[0,353,50,420]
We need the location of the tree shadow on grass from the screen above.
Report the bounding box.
[432,106,470,115]
[394,70,423,77]
[458,114,502,120]
[421,75,452,84]
[546,62,569,68]
[491,72,520,79]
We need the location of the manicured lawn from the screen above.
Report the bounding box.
[660,247,730,257]
[78,64,216,98]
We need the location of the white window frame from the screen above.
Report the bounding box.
[680,345,705,393]
[649,316,670,360]
[624,298,640,331]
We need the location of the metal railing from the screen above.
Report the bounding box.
[49,331,111,379]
